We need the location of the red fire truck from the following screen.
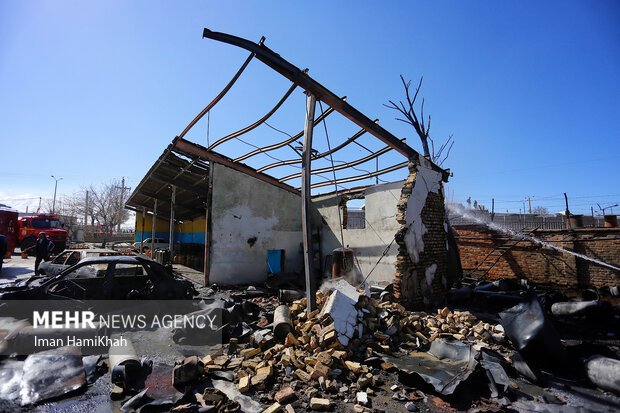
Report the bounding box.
[18,213,68,253]
[0,205,19,257]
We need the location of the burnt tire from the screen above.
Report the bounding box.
[20,236,36,252]
[52,242,66,254]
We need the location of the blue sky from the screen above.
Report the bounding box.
[1,1,619,215]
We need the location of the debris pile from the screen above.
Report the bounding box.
[173,282,512,412]
[0,277,617,412]
[384,305,506,346]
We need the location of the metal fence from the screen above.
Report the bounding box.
[448,212,606,231]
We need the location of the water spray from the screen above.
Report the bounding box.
[447,205,620,273]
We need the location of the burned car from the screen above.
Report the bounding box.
[0,255,196,300]
[38,248,121,277]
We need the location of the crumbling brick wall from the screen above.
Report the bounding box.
[454,225,620,289]
[393,162,449,309]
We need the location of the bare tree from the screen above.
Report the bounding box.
[42,198,55,214]
[59,180,132,232]
[532,206,549,215]
[384,75,454,166]
[87,180,132,230]
[70,188,97,226]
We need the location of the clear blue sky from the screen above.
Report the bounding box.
[1,1,619,215]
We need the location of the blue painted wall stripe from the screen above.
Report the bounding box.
[135,232,206,245]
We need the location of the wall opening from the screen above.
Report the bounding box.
[342,197,365,229]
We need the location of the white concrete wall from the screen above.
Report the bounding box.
[209,163,304,285]
[313,181,403,285]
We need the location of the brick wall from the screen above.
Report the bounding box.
[454,225,620,289]
[393,162,449,309]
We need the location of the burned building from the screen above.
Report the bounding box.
[126,30,452,309]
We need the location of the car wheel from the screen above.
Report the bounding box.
[21,236,36,251]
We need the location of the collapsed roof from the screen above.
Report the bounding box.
[126,29,449,220]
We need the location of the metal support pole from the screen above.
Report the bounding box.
[302,93,317,314]
[169,186,176,254]
[151,199,157,252]
[140,207,145,253]
[204,169,214,287]
[204,207,209,286]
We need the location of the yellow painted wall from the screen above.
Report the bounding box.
[135,212,206,244]
[135,212,176,232]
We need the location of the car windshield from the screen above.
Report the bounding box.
[32,219,61,229]
[52,252,71,264]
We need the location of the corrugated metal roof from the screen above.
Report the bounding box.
[125,143,210,221]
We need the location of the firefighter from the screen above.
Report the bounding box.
[28,232,54,276]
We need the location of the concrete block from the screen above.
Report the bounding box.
[310,398,331,411]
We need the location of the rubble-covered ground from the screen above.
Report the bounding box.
[0,257,618,412]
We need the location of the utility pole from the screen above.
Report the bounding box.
[51,175,63,213]
[527,197,532,214]
[114,177,131,232]
[84,190,89,227]
[491,198,495,222]
[564,193,570,229]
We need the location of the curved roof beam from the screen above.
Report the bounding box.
[305,162,408,190]
[257,122,376,173]
[207,83,298,151]
[279,144,396,182]
[232,106,336,162]
[178,37,264,140]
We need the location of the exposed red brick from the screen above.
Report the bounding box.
[453,225,620,289]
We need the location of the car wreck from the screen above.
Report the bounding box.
[0,255,196,300]
[37,248,121,277]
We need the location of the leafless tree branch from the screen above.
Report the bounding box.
[385,74,454,166]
